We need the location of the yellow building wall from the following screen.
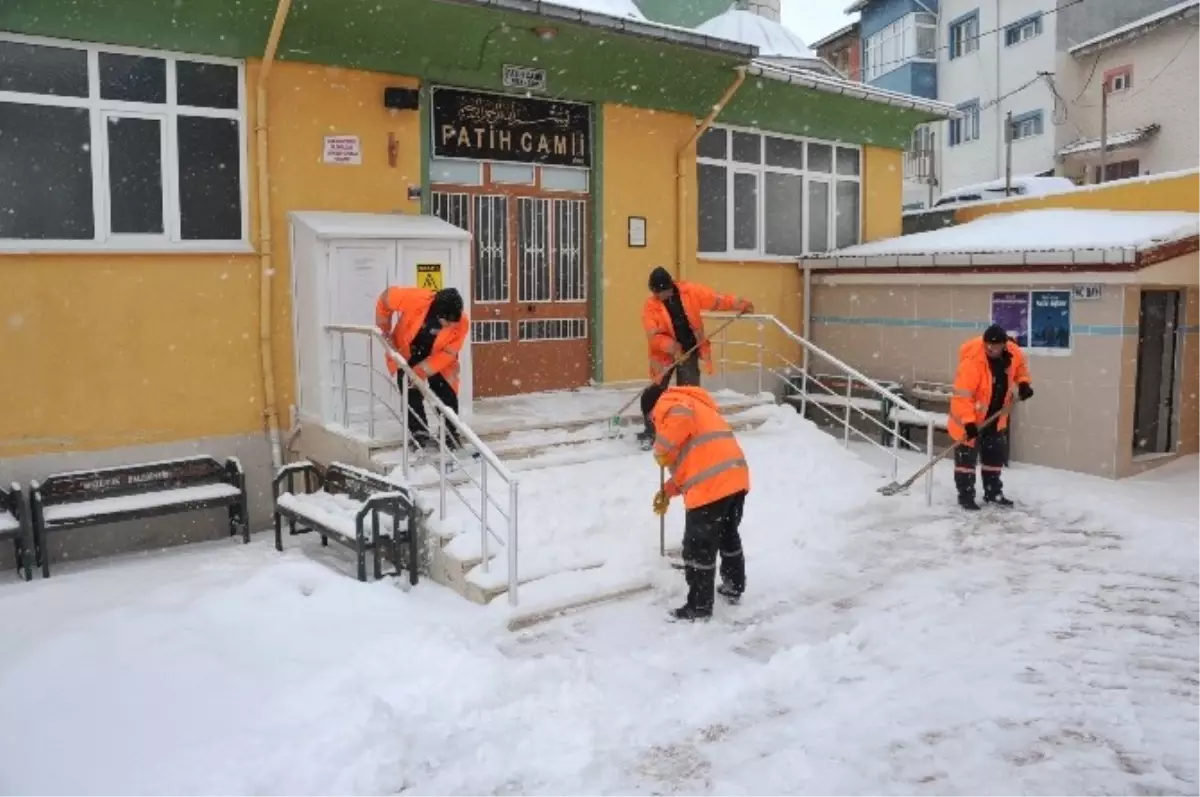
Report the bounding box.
[598,105,906,384]
[954,169,1199,223]
[0,60,421,459]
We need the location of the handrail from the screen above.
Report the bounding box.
[324,323,520,604]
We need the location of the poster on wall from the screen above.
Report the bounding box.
[1030,290,1071,350]
[990,291,1030,347]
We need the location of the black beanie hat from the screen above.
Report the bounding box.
[648,266,674,293]
[983,324,1008,344]
[431,287,463,323]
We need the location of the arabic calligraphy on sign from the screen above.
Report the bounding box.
[432,87,591,168]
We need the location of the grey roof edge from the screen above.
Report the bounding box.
[748,60,961,118]
[809,21,860,51]
[431,0,759,58]
[1069,0,1200,56]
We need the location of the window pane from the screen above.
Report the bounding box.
[807,180,830,253]
[696,127,726,159]
[0,102,93,239]
[731,131,761,164]
[0,41,88,97]
[540,166,588,192]
[764,172,802,256]
[765,136,804,169]
[99,53,167,103]
[176,61,239,109]
[835,181,859,249]
[177,116,242,240]
[733,172,757,250]
[836,147,860,176]
[697,163,727,253]
[430,158,482,185]
[808,143,833,173]
[490,163,535,184]
[107,116,163,234]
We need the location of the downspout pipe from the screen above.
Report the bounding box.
[256,0,294,470]
[676,67,747,281]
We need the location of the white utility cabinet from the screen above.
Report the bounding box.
[289,211,474,431]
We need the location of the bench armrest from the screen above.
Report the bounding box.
[273,461,322,498]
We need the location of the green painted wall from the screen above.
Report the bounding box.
[1,0,935,147]
[635,0,733,26]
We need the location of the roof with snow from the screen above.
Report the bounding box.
[695,7,818,61]
[1059,124,1161,157]
[809,21,861,51]
[1069,0,1200,56]
[800,209,1200,269]
[543,0,647,21]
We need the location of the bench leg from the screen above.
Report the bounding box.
[407,516,419,587]
[354,529,366,583]
[274,511,283,552]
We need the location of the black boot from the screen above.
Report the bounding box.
[984,491,1014,507]
[958,492,980,511]
[717,551,745,604]
[671,566,714,621]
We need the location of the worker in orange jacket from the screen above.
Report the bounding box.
[649,385,750,621]
[948,324,1034,510]
[375,286,469,450]
[638,267,753,450]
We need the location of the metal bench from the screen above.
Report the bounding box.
[783,372,903,444]
[272,461,419,585]
[29,456,250,578]
[889,380,952,443]
[1,482,34,582]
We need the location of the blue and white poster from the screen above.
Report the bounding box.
[1030,290,1071,350]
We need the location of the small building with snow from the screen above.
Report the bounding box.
[799,208,1200,479]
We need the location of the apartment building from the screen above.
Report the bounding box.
[812,21,863,80]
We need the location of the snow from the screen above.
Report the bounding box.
[0,410,1196,795]
[1059,124,1161,156]
[937,174,1078,205]
[541,0,646,21]
[40,483,242,523]
[823,208,1200,258]
[0,511,18,534]
[1069,0,1200,54]
[695,8,818,61]
[288,210,471,241]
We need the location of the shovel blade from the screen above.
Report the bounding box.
[877,481,905,496]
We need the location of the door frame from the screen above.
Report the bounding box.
[1132,287,1183,457]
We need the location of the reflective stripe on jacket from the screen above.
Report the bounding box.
[651,385,750,509]
[641,281,745,381]
[374,286,469,393]
[947,336,1031,444]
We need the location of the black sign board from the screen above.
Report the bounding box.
[432,87,591,168]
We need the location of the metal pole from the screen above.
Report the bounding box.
[1004,110,1013,196]
[891,418,900,480]
[400,371,410,479]
[1099,83,1109,184]
[927,130,936,208]
[438,410,447,520]
[479,464,489,574]
[507,483,519,606]
[842,376,852,448]
[367,334,375,440]
[339,332,349,428]
[926,422,936,504]
[756,322,764,395]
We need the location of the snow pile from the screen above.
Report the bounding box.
[825,208,1199,257]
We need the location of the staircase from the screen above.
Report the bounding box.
[294,317,937,614]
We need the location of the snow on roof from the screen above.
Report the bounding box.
[1069,0,1200,55]
[541,0,646,21]
[809,209,1199,261]
[695,7,818,60]
[289,211,472,241]
[1059,124,1161,157]
[938,175,1078,202]
[810,21,860,51]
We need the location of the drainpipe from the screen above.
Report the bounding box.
[255,0,294,470]
[676,67,747,281]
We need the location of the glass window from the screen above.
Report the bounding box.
[764,172,802,256]
[836,147,860,176]
[950,14,980,59]
[0,36,247,248]
[765,136,804,169]
[808,143,833,173]
[807,180,830,253]
[731,131,761,164]
[696,127,726,159]
[835,181,859,249]
[490,163,535,184]
[697,163,727,253]
[430,158,482,185]
[540,166,588,192]
[733,172,758,250]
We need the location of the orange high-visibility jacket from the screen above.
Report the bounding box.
[641,281,746,381]
[651,385,750,510]
[948,336,1032,444]
[374,287,469,393]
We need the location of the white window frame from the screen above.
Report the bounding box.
[862,12,937,81]
[1109,70,1132,93]
[1010,112,1044,141]
[0,32,250,253]
[949,14,980,60]
[696,124,862,260]
[1005,15,1042,46]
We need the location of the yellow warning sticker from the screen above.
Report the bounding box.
[417,263,443,291]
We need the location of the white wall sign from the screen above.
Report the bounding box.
[502,64,547,91]
[323,135,362,165]
[1072,284,1103,301]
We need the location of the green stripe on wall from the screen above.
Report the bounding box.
[811,315,1141,336]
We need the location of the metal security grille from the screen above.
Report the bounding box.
[471,319,511,344]
[518,197,551,302]
[473,195,508,303]
[431,192,469,231]
[518,318,588,341]
[553,199,586,301]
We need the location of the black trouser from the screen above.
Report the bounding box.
[400,371,461,449]
[680,490,747,614]
[954,427,1006,498]
[641,352,701,437]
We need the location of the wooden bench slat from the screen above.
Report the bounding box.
[42,483,243,525]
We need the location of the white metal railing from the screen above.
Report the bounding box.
[703,312,938,505]
[324,324,521,605]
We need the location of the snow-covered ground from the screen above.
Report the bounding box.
[0,411,1196,795]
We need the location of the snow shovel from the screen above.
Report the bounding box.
[607,310,749,437]
[658,465,666,557]
[877,404,1013,497]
